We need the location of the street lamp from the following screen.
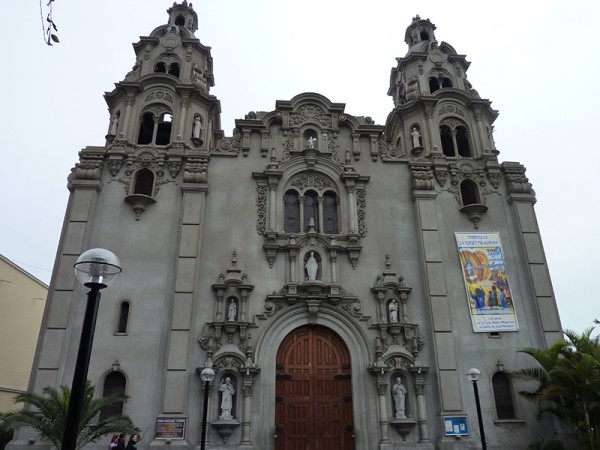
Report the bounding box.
[200,367,215,450]
[62,249,122,450]
[467,368,487,450]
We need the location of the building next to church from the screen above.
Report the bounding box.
[0,256,47,412]
[9,3,565,450]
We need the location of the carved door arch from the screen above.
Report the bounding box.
[275,325,354,450]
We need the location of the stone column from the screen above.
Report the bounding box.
[241,378,254,444]
[268,178,278,231]
[347,185,357,233]
[409,366,430,443]
[425,105,436,151]
[317,197,324,233]
[162,154,210,415]
[121,94,136,139]
[474,111,486,152]
[375,380,391,443]
[177,97,189,139]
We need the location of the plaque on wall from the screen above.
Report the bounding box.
[155,417,186,440]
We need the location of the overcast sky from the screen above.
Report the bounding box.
[3,0,599,334]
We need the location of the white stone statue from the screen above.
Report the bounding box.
[227,299,237,322]
[219,377,235,419]
[192,115,203,139]
[389,300,399,323]
[109,113,119,135]
[411,127,421,148]
[307,136,316,149]
[392,377,407,418]
[305,251,318,281]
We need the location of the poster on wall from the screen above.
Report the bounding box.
[455,232,518,332]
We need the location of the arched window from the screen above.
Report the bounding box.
[168,63,180,78]
[284,190,300,233]
[175,15,185,26]
[303,191,318,232]
[137,112,154,145]
[492,372,516,419]
[154,62,166,73]
[323,192,338,234]
[420,30,430,41]
[133,169,154,196]
[441,77,453,88]
[440,125,454,156]
[440,121,472,157]
[460,179,480,206]
[456,126,471,157]
[99,372,126,422]
[116,301,130,334]
[429,77,440,94]
[155,113,172,145]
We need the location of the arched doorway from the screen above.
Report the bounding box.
[275,325,354,450]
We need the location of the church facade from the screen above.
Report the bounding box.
[14,3,564,450]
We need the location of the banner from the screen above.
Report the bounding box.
[455,233,518,332]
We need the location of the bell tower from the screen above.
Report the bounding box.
[104,0,220,155]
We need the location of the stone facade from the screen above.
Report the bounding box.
[10,4,563,450]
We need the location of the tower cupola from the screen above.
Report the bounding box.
[404,15,437,50]
[166,1,198,34]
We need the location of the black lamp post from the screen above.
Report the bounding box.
[61,249,122,450]
[200,367,215,450]
[467,368,487,450]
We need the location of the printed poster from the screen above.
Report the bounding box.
[455,233,518,332]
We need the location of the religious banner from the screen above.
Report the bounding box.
[455,232,518,332]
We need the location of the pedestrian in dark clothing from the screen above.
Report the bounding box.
[115,433,127,450]
[126,433,140,450]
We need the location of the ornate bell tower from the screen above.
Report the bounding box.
[99,1,221,218]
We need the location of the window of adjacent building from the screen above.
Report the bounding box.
[116,301,130,334]
[99,372,126,422]
[492,372,517,420]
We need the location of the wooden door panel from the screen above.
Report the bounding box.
[275,325,354,450]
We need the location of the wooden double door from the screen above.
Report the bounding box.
[275,325,354,450]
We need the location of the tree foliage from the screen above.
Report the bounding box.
[0,382,138,450]
[512,327,600,450]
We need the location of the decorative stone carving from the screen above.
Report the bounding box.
[503,162,534,195]
[289,104,332,127]
[291,174,331,190]
[144,90,174,104]
[438,104,464,117]
[378,136,406,160]
[213,128,241,155]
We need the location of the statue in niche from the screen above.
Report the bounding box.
[192,115,203,139]
[227,299,237,321]
[109,112,120,136]
[389,300,399,323]
[411,127,421,148]
[305,252,319,281]
[218,377,235,419]
[307,136,316,149]
[392,377,407,418]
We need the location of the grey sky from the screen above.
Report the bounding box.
[3,0,599,333]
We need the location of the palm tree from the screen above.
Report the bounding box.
[0,382,138,450]
[512,327,600,450]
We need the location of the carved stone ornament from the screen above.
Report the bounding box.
[503,162,534,194]
[213,128,241,156]
[183,155,209,184]
[289,104,332,127]
[378,136,406,161]
[144,90,174,104]
[409,163,434,190]
[118,149,170,196]
[73,152,104,180]
[291,174,332,190]
[438,103,465,117]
